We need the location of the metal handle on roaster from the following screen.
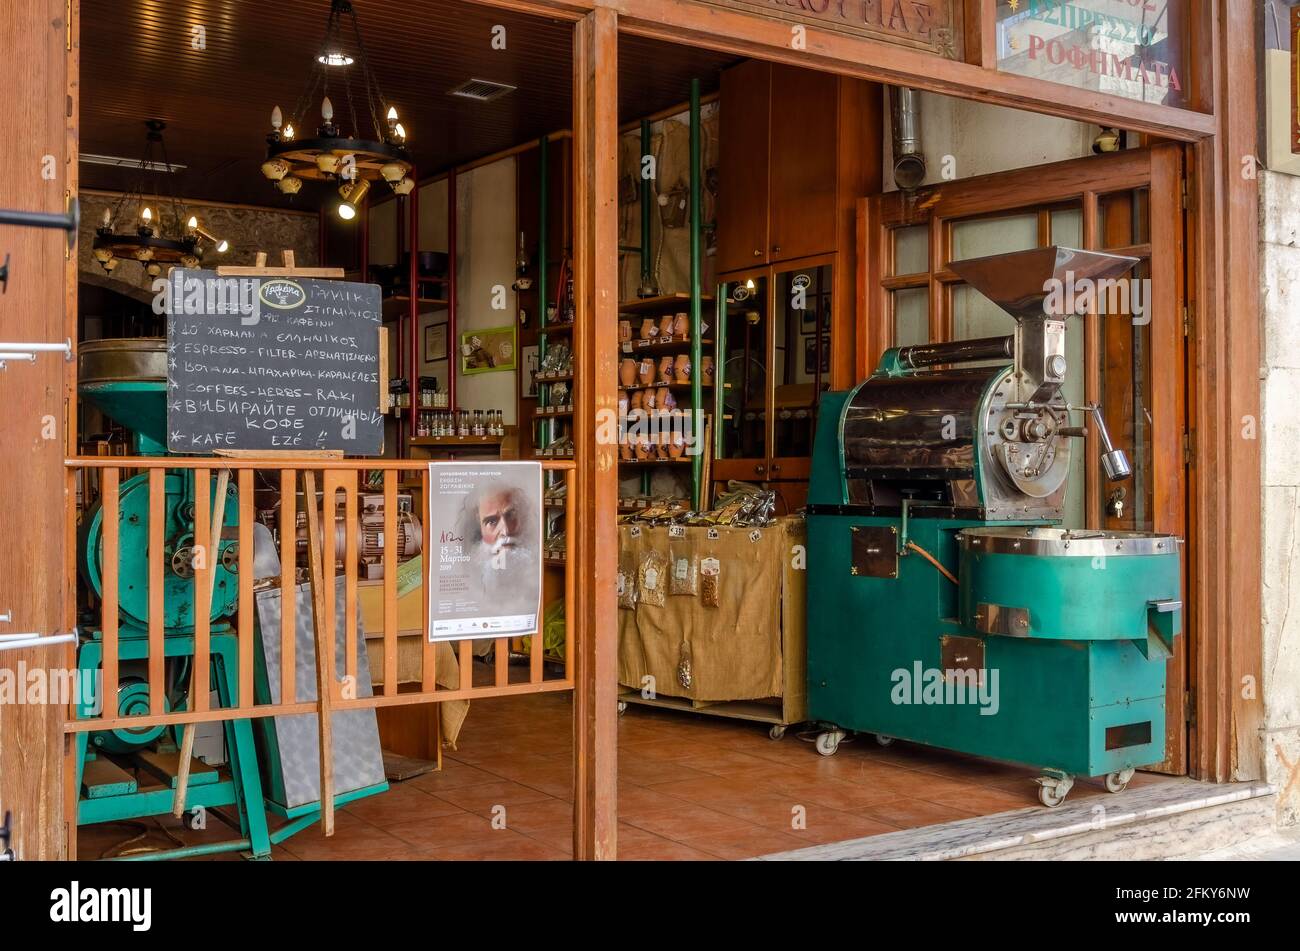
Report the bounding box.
[1063,404,1131,482]
[1085,404,1132,482]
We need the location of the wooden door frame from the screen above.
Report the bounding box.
[571,5,621,861]
[10,0,1254,860]
[861,145,1189,774]
[0,0,77,861]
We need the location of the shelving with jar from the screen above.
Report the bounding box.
[616,295,714,511]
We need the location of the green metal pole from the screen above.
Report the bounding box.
[111,839,253,861]
[640,120,654,498]
[640,119,652,294]
[689,80,703,509]
[538,135,550,451]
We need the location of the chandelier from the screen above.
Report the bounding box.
[261,0,414,220]
[92,120,229,278]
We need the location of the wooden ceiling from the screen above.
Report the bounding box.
[80,0,738,207]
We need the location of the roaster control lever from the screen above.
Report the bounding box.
[1089,405,1132,482]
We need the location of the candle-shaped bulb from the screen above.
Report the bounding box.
[387,106,398,122]
[271,105,283,130]
[322,96,334,122]
[187,215,198,231]
[394,122,406,141]
[141,206,153,223]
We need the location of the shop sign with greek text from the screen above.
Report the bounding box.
[698,0,963,58]
[996,0,1189,109]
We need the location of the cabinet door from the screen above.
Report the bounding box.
[717,60,771,274]
[768,65,838,263]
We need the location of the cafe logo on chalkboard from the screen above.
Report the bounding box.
[259,279,307,310]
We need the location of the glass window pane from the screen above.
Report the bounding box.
[952,284,1015,341]
[1098,189,1150,248]
[1061,316,1086,530]
[950,214,1038,263]
[1099,259,1154,532]
[892,288,928,348]
[718,277,768,461]
[995,0,1190,110]
[774,265,831,459]
[893,225,928,276]
[1050,207,1083,248]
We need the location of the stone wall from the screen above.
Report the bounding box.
[78,191,319,298]
[1260,169,1300,827]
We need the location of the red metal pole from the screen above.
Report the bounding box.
[407,168,420,438]
[447,169,458,414]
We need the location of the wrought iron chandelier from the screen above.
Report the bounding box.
[261,0,414,220]
[92,120,228,278]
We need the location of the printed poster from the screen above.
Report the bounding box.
[426,461,542,641]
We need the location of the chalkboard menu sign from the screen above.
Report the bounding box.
[165,268,384,455]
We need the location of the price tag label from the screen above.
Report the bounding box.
[707,528,720,540]
[749,529,762,543]
[669,525,686,539]
[630,525,642,538]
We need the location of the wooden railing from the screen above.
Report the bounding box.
[64,457,575,737]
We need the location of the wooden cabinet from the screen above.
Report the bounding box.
[714,60,881,503]
[718,61,880,274]
[767,64,840,263]
[717,60,772,274]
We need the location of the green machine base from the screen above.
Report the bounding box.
[75,630,273,859]
[806,512,1176,803]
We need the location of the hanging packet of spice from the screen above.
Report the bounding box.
[669,552,699,596]
[617,554,637,610]
[700,556,721,608]
[638,550,667,607]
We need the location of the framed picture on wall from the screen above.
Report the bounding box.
[521,344,540,398]
[804,335,830,375]
[460,325,517,375]
[425,322,448,362]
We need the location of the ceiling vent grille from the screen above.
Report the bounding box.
[448,78,517,102]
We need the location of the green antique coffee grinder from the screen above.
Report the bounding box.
[805,246,1182,806]
[76,338,270,856]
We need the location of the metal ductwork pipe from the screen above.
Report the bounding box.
[890,86,927,192]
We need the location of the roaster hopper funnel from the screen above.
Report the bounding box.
[948,246,1139,321]
[78,339,169,455]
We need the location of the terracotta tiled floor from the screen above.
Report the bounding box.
[77,660,1175,860]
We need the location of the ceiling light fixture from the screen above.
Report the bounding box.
[92,120,228,280]
[80,153,188,172]
[262,0,413,218]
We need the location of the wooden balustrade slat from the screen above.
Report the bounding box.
[303,469,336,835]
[148,468,165,716]
[344,473,358,688]
[421,467,436,693]
[280,469,297,706]
[382,470,398,698]
[192,468,212,715]
[237,470,255,708]
[100,469,119,721]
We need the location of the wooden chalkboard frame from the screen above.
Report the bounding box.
[166,251,388,458]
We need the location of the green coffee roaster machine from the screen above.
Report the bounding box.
[805,246,1182,806]
[76,339,385,858]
